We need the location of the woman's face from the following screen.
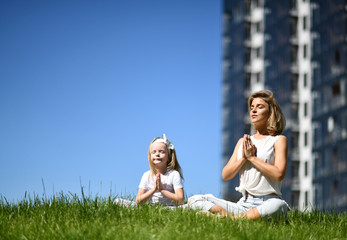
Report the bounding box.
[250,97,270,126]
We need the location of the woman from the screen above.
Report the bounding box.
[188,90,289,219]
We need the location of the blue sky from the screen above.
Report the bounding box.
[0,0,222,202]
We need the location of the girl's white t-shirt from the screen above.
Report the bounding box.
[138,170,183,206]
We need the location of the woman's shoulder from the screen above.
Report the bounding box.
[275,135,287,141]
[236,137,244,145]
[274,135,288,146]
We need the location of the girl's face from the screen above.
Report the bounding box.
[250,97,270,126]
[150,142,169,168]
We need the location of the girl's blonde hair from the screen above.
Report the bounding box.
[248,89,286,136]
[148,136,183,179]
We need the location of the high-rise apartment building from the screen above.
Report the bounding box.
[222,0,347,211]
[310,0,347,210]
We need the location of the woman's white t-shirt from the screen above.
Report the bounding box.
[138,170,183,206]
[236,135,283,197]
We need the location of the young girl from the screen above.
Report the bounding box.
[114,134,185,207]
[188,90,290,219]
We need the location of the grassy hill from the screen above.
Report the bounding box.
[1,194,346,239]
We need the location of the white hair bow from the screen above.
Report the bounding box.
[151,133,175,150]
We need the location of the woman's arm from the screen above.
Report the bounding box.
[136,187,156,204]
[246,135,288,181]
[222,138,247,181]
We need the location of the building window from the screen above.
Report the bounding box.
[313,34,321,55]
[245,73,251,89]
[305,191,308,207]
[291,45,298,64]
[304,102,308,117]
[305,161,308,176]
[333,179,339,194]
[256,47,261,58]
[245,0,251,14]
[332,82,341,96]
[256,72,260,83]
[290,16,298,37]
[290,0,297,10]
[292,131,299,149]
[335,49,340,64]
[291,102,299,121]
[254,0,260,8]
[303,44,307,59]
[291,74,298,92]
[245,123,252,135]
[314,152,322,177]
[245,100,249,113]
[304,132,308,146]
[313,123,322,147]
[245,47,251,65]
[312,63,321,85]
[291,191,299,208]
[245,22,251,40]
[292,161,299,179]
[303,73,307,87]
[256,22,261,32]
[303,16,307,30]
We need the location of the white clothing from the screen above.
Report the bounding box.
[114,198,189,210]
[138,170,183,206]
[188,194,289,218]
[236,135,282,197]
[188,135,289,218]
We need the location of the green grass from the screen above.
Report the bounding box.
[0,194,346,240]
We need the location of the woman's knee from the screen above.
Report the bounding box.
[257,198,289,217]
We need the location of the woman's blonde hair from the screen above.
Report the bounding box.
[248,89,286,135]
[148,137,183,179]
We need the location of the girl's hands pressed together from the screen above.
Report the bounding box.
[155,173,163,192]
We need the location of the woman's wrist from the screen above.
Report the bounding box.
[247,156,257,162]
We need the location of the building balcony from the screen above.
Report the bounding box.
[244,8,263,23]
[290,63,299,73]
[288,118,300,132]
[290,36,298,45]
[289,9,298,16]
[291,147,300,161]
[291,177,300,191]
[291,91,299,103]
[244,33,264,48]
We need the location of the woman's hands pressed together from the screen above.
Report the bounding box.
[240,134,288,182]
[242,134,257,160]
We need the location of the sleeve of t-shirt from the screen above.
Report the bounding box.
[138,171,149,190]
[172,171,184,190]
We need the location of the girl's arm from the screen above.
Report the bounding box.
[157,173,184,205]
[222,138,247,181]
[245,135,288,181]
[136,187,156,205]
[160,188,184,205]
